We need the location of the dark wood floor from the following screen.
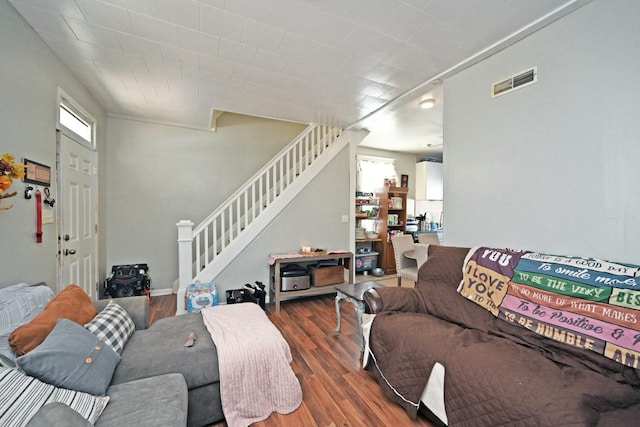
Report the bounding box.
[150,293,434,427]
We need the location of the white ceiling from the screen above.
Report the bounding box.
[360,81,445,158]
[10,0,588,155]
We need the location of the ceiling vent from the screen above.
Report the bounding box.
[491,67,537,98]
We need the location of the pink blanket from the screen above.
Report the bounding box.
[201,303,302,427]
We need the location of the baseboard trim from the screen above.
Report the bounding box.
[150,288,174,297]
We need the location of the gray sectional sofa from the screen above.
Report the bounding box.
[96,296,224,427]
[1,284,224,427]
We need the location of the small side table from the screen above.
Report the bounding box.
[335,281,385,353]
[403,249,416,260]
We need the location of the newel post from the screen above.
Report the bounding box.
[176,220,194,315]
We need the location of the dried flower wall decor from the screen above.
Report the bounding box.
[0,153,26,210]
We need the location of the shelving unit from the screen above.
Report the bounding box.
[355,193,383,274]
[269,252,354,312]
[375,186,408,274]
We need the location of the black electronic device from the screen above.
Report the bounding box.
[104,264,151,299]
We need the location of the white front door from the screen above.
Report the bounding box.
[58,131,98,298]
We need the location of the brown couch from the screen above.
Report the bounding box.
[363,245,640,426]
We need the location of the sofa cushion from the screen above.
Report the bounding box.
[25,402,93,427]
[418,245,497,332]
[9,285,98,356]
[93,296,149,331]
[0,283,54,366]
[96,373,187,427]
[85,301,135,355]
[419,245,470,286]
[111,312,219,390]
[16,319,120,396]
[0,366,109,426]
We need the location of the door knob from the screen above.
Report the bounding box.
[64,234,70,241]
[64,249,76,256]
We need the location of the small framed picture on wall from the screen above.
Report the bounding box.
[23,158,51,186]
[401,174,408,187]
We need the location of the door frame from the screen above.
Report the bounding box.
[55,89,98,297]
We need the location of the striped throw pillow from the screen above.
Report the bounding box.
[0,366,109,426]
[84,301,135,355]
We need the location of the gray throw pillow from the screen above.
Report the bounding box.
[16,318,120,396]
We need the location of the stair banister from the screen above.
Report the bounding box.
[177,220,194,304]
[192,124,318,236]
[191,124,337,245]
[177,124,344,313]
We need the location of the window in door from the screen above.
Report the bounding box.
[58,91,95,147]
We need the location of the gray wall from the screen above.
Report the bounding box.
[0,0,105,288]
[444,0,640,263]
[105,115,308,292]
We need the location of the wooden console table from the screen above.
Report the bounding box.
[269,251,354,312]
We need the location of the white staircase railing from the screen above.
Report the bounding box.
[176,124,343,312]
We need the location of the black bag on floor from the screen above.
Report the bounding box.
[226,282,266,309]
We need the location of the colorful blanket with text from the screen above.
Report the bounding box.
[458,247,640,369]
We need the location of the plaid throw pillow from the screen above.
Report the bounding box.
[85,301,135,354]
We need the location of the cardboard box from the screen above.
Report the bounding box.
[311,265,344,286]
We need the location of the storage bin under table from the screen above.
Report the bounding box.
[355,252,379,272]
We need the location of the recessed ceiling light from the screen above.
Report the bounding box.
[419,99,436,109]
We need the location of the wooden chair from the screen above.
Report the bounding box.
[417,233,440,245]
[391,234,417,287]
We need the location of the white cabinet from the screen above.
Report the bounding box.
[415,161,443,200]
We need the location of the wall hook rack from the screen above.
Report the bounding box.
[24,185,34,199]
[43,187,55,207]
